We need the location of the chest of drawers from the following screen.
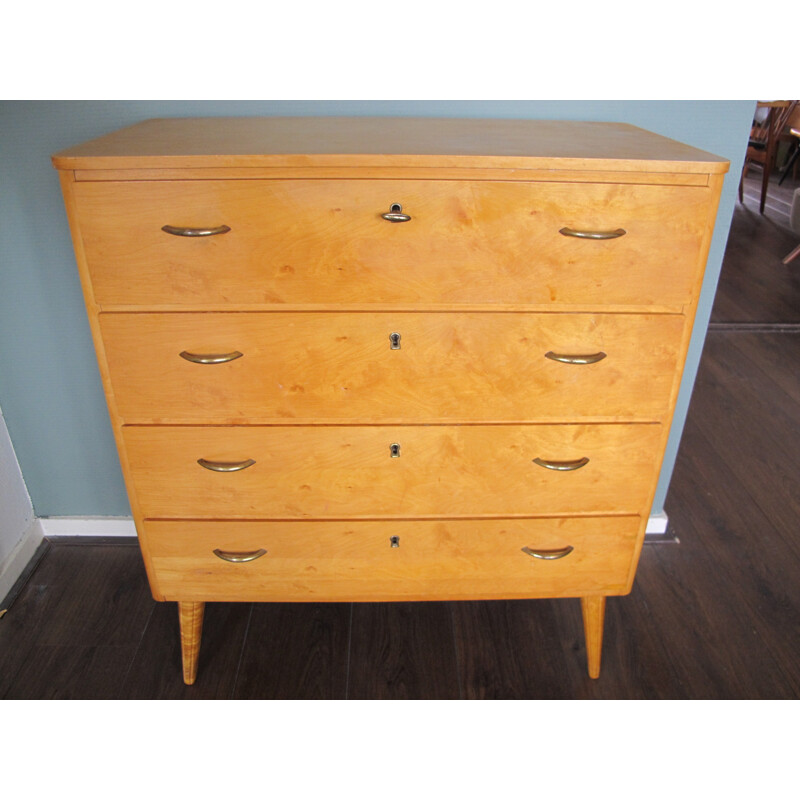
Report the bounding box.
[52,117,728,685]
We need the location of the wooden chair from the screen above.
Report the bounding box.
[778,107,800,185]
[783,188,800,265]
[739,100,799,214]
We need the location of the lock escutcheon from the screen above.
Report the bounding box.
[381,203,412,223]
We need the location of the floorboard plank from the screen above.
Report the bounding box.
[664,425,800,697]
[348,601,460,699]
[0,545,153,698]
[232,603,350,699]
[3,644,140,700]
[712,172,800,325]
[683,336,800,556]
[450,598,580,700]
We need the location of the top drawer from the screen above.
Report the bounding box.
[73,179,710,308]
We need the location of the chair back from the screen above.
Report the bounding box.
[750,101,798,147]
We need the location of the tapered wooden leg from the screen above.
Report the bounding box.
[580,596,606,679]
[178,601,205,685]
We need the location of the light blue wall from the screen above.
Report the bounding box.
[0,100,754,517]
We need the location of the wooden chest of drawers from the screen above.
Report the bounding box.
[52,117,728,684]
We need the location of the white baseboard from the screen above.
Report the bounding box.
[0,518,44,604]
[645,511,669,535]
[39,516,137,538]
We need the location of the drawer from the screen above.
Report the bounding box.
[101,311,685,423]
[74,179,710,308]
[123,423,662,518]
[144,516,641,602]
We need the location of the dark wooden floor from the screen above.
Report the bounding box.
[2,171,799,700]
[712,169,800,325]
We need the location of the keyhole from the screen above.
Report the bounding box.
[390,536,400,548]
[390,443,401,458]
[390,332,401,350]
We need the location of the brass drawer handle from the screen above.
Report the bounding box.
[521,545,574,560]
[197,458,256,472]
[213,548,267,563]
[533,456,589,471]
[179,350,243,364]
[559,227,626,240]
[162,224,231,237]
[381,203,412,223]
[545,351,607,365]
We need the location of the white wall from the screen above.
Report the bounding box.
[0,404,43,602]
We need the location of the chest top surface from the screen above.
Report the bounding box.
[52,117,729,174]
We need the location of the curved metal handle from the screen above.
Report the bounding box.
[162,224,231,237]
[545,351,607,365]
[533,457,589,471]
[213,548,267,563]
[521,545,574,560]
[559,227,626,240]
[381,203,412,223]
[197,458,256,472]
[179,350,243,364]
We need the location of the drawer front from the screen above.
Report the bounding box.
[124,423,662,518]
[75,179,709,308]
[101,311,685,423]
[144,516,641,602]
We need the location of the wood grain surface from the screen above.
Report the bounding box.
[52,117,730,173]
[178,601,204,684]
[123,423,662,518]
[144,516,640,602]
[100,311,685,423]
[74,179,710,308]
